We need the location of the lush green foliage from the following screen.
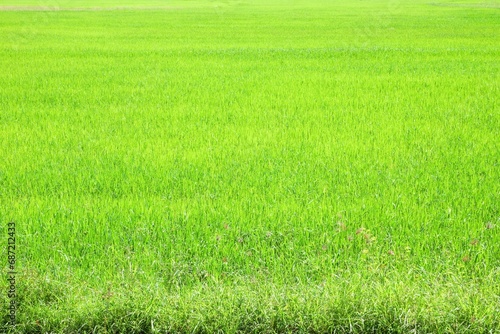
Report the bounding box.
[0,0,499,332]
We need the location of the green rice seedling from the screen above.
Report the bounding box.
[0,0,498,332]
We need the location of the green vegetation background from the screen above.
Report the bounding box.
[0,0,499,332]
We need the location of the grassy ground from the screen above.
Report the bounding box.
[0,0,499,332]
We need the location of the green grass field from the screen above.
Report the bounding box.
[0,0,499,332]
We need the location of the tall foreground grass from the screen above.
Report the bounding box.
[0,0,499,332]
